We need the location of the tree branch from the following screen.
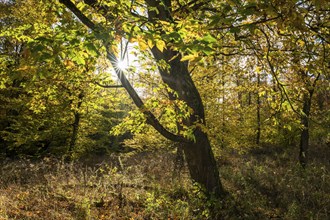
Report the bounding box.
[209,16,281,31]
[258,28,303,117]
[59,0,96,30]
[94,81,124,88]
[59,0,186,143]
[173,0,211,13]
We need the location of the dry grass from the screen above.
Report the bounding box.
[0,152,190,220]
[0,145,329,219]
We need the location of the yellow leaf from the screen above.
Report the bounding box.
[156,40,166,52]
[147,39,154,48]
[111,44,118,55]
[16,65,29,71]
[64,60,75,68]
[129,37,137,43]
[256,66,262,73]
[180,53,198,62]
[297,39,305,47]
[138,40,148,51]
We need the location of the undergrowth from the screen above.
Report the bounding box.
[0,145,329,219]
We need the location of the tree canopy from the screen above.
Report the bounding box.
[0,0,329,197]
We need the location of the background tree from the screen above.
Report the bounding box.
[0,0,129,158]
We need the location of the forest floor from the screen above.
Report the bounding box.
[0,144,329,219]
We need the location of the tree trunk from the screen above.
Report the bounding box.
[182,129,223,195]
[172,143,184,180]
[68,93,84,153]
[256,71,261,145]
[59,0,225,197]
[299,92,312,168]
[298,68,318,168]
[221,73,226,148]
[69,112,80,152]
[235,73,243,108]
[149,47,225,196]
[144,0,225,196]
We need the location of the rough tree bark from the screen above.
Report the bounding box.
[59,0,225,197]
[145,0,224,196]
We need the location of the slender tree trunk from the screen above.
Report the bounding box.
[256,97,261,145]
[298,68,319,168]
[248,72,252,106]
[299,92,312,168]
[68,93,84,153]
[69,112,80,152]
[221,73,226,148]
[235,73,243,108]
[173,143,184,180]
[256,71,261,145]
[272,76,277,102]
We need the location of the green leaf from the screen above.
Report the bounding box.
[202,34,217,44]
[229,27,240,33]
[167,32,181,41]
[210,15,221,27]
[40,52,53,61]
[202,46,214,55]
[31,44,46,53]
[85,43,99,56]
[72,54,85,65]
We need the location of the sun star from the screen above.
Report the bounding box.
[117,59,128,71]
